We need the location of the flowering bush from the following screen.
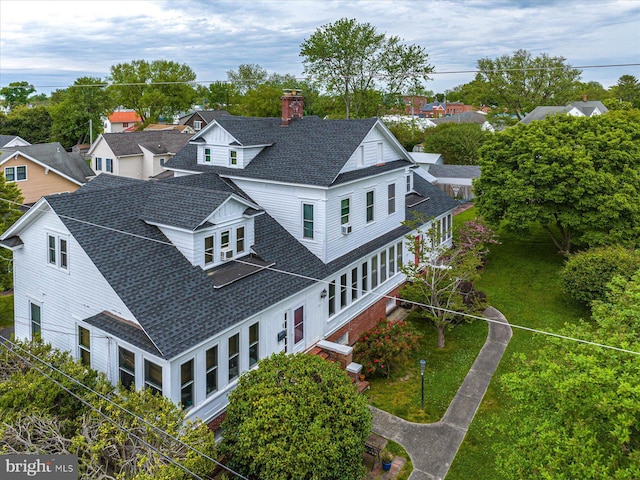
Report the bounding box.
[354,318,419,378]
[455,219,500,262]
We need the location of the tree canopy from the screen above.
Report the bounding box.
[494,271,640,479]
[221,352,372,480]
[0,81,35,108]
[300,18,433,118]
[476,49,581,120]
[474,110,640,254]
[0,105,52,144]
[421,123,489,165]
[108,59,197,124]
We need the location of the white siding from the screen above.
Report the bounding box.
[339,126,406,174]
[90,139,117,174]
[117,155,144,179]
[12,208,137,372]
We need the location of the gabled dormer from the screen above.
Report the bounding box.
[140,183,262,270]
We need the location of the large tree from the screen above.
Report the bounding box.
[221,352,372,480]
[0,105,52,144]
[300,18,433,118]
[494,272,640,479]
[474,110,640,254]
[108,59,197,123]
[0,81,35,108]
[49,76,112,149]
[421,123,489,165]
[609,74,640,108]
[476,49,581,120]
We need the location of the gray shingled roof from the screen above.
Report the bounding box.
[80,174,146,192]
[178,110,231,125]
[0,135,27,147]
[570,100,608,115]
[0,142,94,184]
[101,131,192,157]
[42,169,456,360]
[520,106,577,124]
[166,116,385,187]
[431,111,489,126]
[428,164,481,179]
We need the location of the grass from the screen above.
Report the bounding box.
[365,310,487,423]
[0,295,13,329]
[385,440,413,480]
[445,209,590,479]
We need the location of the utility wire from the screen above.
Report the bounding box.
[1,195,638,356]
[0,332,249,480]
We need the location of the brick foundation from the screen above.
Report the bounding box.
[327,286,401,346]
[207,411,226,432]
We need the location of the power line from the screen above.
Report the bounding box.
[0,332,249,480]
[1,195,638,356]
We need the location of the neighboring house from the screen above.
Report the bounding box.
[144,124,195,134]
[102,111,143,133]
[0,134,30,148]
[420,101,447,118]
[0,142,95,204]
[421,164,480,201]
[520,98,609,124]
[445,102,474,116]
[1,93,458,427]
[431,111,495,132]
[178,110,231,132]
[88,131,192,180]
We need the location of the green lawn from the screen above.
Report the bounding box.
[0,295,13,330]
[446,209,590,479]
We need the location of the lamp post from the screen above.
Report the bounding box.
[420,359,426,409]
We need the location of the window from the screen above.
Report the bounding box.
[389,245,396,276]
[397,241,403,269]
[106,158,113,173]
[206,346,218,395]
[30,302,41,337]
[204,148,211,163]
[351,267,358,301]
[380,251,387,282]
[303,204,314,239]
[406,174,412,193]
[341,198,350,225]
[4,166,27,182]
[122,122,129,128]
[229,150,238,166]
[366,191,374,222]
[249,322,259,368]
[118,347,135,389]
[193,120,202,131]
[144,360,163,395]
[388,183,396,215]
[78,326,90,366]
[228,333,240,382]
[357,145,364,167]
[328,281,336,316]
[204,236,214,265]
[96,157,103,171]
[221,231,230,249]
[371,254,378,289]
[294,306,304,344]
[340,273,348,308]
[47,234,68,270]
[377,142,383,162]
[361,261,368,293]
[236,226,245,253]
[181,359,194,409]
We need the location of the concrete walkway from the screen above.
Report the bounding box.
[370,307,512,480]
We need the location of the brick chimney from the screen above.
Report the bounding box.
[281,89,304,127]
[582,94,588,102]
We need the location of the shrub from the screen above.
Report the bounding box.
[354,318,419,378]
[454,218,500,263]
[560,245,640,305]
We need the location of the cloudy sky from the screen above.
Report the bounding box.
[1,0,639,96]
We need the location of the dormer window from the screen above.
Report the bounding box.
[236,226,245,253]
[205,148,211,163]
[204,235,214,265]
[193,120,202,131]
[406,173,412,193]
[229,150,238,166]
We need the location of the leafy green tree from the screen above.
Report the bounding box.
[476,49,581,120]
[574,80,609,102]
[0,173,23,290]
[609,74,640,108]
[0,81,35,108]
[494,272,640,479]
[49,76,112,149]
[446,74,498,108]
[108,59,197,123]
[385,120,430,151]
[205,80,237,109]
[560,245,640,306]
[221,352,372,480]
[0,105,52,144]
[474,110,640,254]
[301,18,433,118]
[226,63,269,95]
[400,215,484,348]
[421,123,489,165]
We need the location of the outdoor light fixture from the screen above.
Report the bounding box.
[320,288,327,299]
[420,358,426,409]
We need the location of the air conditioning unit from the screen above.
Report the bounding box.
[220,248,233,261]
[341,224,352,235]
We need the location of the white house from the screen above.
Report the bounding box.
[88,131,191,180]
[1,93,458,427]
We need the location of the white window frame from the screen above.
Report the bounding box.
[236,226,245,254]
[366,190,375,223]
[228,333,240,382]
[302,203,314,240]
[229,150,238,166]
[248,322,259,368]
[206,345,218,396]
[204,148,211,163]
[340,197,350,225]
[144,359,163,395]
[4,165,27,182]
[204,235,214,265]
[78,325,91,367]
[46,233,69,272]
[193,120,203,131]
[388,183,396,215]
[30,301,42,338]
[118,346,135,390]
[180,359,194,410]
